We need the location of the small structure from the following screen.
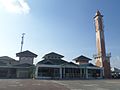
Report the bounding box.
[73,55,92,64]
[111,67,120,79]
[73,55,103,79]
[35,52,103,79]
[16,50,37,78]
[16,50,37,65]
[0,56,19,78]
[0,50,37,78]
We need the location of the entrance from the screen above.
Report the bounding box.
[38,67,60,78]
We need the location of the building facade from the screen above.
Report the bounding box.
[35,52,103,79]
[0,50,37,78]
[93,10,111,78]
[0,11,111,79]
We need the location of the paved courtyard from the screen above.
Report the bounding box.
[0,79,68,90]
[0,79,120,90]
[53,79,120,90]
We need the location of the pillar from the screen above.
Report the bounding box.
[60,67,62,79]
[85,68,88,79]
[100,68,103,78]
[80,68,82,78]
[35,66,38,78]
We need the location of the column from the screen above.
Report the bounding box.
[60,67,62,79]
[7,68,10,78]
[63,68,65,78]
[80,68,82,78]
[35,66,38,78]
[84,68,86,79]
[85,68,88,79]
[100,68,103,78]
[16,69,20,78]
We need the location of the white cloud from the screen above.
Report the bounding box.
[0,0,30,14]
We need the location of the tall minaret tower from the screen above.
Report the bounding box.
[94,10,111,78]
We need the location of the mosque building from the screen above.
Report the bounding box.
[0,11,111,79]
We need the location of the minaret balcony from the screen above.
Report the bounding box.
[106,53,111,58]
[93,53,111,59]
[93,53,102,59]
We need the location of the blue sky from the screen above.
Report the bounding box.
[0,0,120,68]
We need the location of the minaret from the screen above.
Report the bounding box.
[94,10,111,78]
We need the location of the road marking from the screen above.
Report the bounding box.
[84,84,98,86]
[52,81,68,86]
[52,81,70,89]
[8,85,18,87]
[71,89,84,90]
[15,82,20,84]
[106,81,120,84]
[96,88,109,90]
[32,83,41,86]
[8,84,23,87]
[19,84,23,86]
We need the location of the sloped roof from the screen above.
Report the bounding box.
[61,62,78,67]
[16,50,37,57]
[79,63,96,67]
[94,10,103,19]
[0,56,18,64]
[73,55,92,62]
[112,67,120,73]
[37,59,97,68]
[37,60,54,65]
[0,56,15,61]
[42,52,64,58]
[96,10,101,16]
[37,59,68,65]
[0,61,7,66]
[0,56,19,66]
[13,63,34,67]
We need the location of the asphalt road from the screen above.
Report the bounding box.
[0,79,69,90]
[0,79,120,90]
[54,79,120,90]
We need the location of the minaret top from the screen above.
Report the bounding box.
[96,10,101,16]
[94,10,103,18]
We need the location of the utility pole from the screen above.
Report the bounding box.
[20,33,25,52]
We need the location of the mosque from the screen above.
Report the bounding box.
[35,10,111,79]
[0,11,111,79]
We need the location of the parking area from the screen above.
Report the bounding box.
[54,79,120,90]
[0,79,120,90]
[0,79,69,90]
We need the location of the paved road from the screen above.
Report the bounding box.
[0,79,120,90]
[0,79,69,90]
[54,79,120,90]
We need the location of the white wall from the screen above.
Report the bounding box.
[19,57,33,64]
